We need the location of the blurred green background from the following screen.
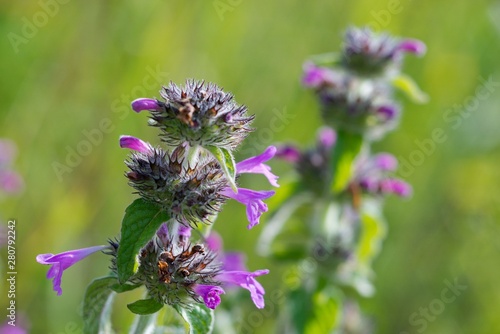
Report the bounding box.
[1,0,500,333]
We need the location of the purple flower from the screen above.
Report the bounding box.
[317,127,336,149]
[236,146,279,187]
[193,284,225,309]
[221,146,278,229]
[376,105,399,120]
[380,178,412,197]
[119,135,153,154]
[373,153,398,171]
[36,245,107,295]
[221,188,275,229]
[302,62,336,88]
[221,252,247,272]
[0,170,23,194]
[218,269,269,309]
[156,223,170,246]
[397,39,427,56]
[0,320,27,334]
[131,98,160,113]
[275,145,301,163]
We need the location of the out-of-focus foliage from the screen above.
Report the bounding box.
[1,0,499,333]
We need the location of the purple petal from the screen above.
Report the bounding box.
[397,39,427,56]
[205,232,223,252]
[0,170,23,194]
[221,187,275,229]
[119,135,153,154]
[36,245,107,295]
[218,269,269,309]
[373,153,398,171]
[302,62,335,88]
[377,105,399,120]
[275,145,301,163]
[177,224,191,239]
[380,179,412,197]
[156,223,169,246]
[193,284,225,309]
[317,127,336,149]
[222,252,247,272]
[131,98,160,113]
[236,146,279,187]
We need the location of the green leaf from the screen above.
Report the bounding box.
[127,298,164,315]
[173,303,214,334]
[206,146,237,192]
[330,131,363,193]
[110,283,142,293]
[83,276,117,334]
[356,201,387,267]
[304,288,342,334]
[129,313,159,334]
[392,73,429,104]
[117,198,170,283]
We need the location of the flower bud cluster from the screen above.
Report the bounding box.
[132,80,254,150]
[303,26,425,140]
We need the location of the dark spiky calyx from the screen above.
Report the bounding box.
[149,80,254,150]
[125,144,229,226]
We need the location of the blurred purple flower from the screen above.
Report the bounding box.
[36,245,107,295]
[397,39,427,56]
[0,321,27,334]
[317,126,336,149]
[302,62,336,88]
[275,145,301,163]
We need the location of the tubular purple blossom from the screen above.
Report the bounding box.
[275,145,301,163]
[131,98,160,113]
[397,39,427,56]
[193,284,225,310]
[119,135,153,154]
[380,178,412,197]
[221,188,275,229]
[373,153,398,171]
[302,62,336,88]
[36,245,108,295]
[218,269,269,309]
[376,105,399,120]
[236,146,279,187]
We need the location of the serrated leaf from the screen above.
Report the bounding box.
[127,299,164,315]
[330,131,363,193]
[110,283,142,293]
[392,73,429,104]
[83,276,117,334]
[206,146,237,192]
[173,303,214,334]
[117,198,170,283]
[129,313,159,334]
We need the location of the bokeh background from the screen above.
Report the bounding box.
[1,0,500,333]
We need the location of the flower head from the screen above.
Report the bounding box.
[306,71,399,140]
[122,139,229,226]
[132,80,254,150]
[36,245,107,295]
[341,26,426,74]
